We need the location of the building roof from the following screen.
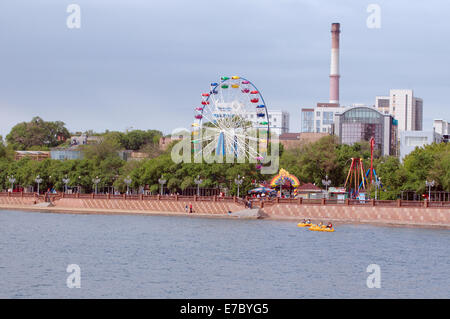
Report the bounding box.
[279,133,301,140]
[15,151,50,155]
[317,103,340,108]
[297,183,322,192]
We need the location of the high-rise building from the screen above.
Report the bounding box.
[375,89,423,132]
[375,96,390,114]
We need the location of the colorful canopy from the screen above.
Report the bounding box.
[270,168,300,188]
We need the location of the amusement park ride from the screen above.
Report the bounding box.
[191,76,269,170]
[344,137,382,199]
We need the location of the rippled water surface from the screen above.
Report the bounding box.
[0,209,449,298]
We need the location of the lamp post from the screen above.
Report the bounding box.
[124,176,132,194]
[7,175,16,192]
[372,179,382,200]
[77,176,81,194]
[92,176,101,194]
[62,175,70,194]
[322,174,331,194]
[234,175,244,197]
[158,175,167,195]
[194,175,203,196]
[425,180,435,201]
[35,175,43,194]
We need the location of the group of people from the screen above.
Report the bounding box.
[185,203,193,214]
[301,219,333,228]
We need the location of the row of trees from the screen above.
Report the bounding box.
[279,135,450,199]
[1,117,449,198]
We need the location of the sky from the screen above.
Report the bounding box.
[0,0,449,138]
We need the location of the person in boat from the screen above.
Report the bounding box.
[306,219,311,224]
[326,222,333,228]
[318,221,323,227]
[301,219,307,224]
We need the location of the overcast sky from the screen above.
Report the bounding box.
[0,0,449,138]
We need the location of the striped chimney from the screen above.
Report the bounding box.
[329,23,340,105]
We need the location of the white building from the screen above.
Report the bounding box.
[244,110,289,136]
[301,103,345,133]
[375,89,423,133]
[301,103,377,134]
[399,130,442,162]
[433,119,449,135]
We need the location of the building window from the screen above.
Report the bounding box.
[323,112,334,125]
[405,136,428,147]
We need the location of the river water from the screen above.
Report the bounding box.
[0,209,449,298]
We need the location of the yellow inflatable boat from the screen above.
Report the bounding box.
[297,223,313,227]
[309,224,335,232]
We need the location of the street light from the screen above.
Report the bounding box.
[35,175,43,194]
[62,175,70,194]
[77,176,81,194]
[158,175,167,195]
[234,175,244,197]
[92,176,101,194]
[322,174,331,193]
[124,176,132,194]
[194,175,203,196]
[372,179,382,200]
[7,175,16,192]
[426,180,435,201]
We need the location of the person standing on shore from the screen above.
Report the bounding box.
[189,203,193,214]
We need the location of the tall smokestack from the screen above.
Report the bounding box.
[329,23,340,105]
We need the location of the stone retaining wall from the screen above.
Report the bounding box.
[0,197,38,206]
[263,203,450,226]
[1,196,449,227]
[55,198,243,215]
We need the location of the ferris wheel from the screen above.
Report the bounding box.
[191,76,270,169]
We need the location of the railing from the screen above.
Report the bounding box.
[0,192,449,209]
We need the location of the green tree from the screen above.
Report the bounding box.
[6,116,70,150]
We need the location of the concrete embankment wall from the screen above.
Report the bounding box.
[1,196,449,227]
[55,198,243,215]
[263,203,450,226]
[0,196,38,206]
